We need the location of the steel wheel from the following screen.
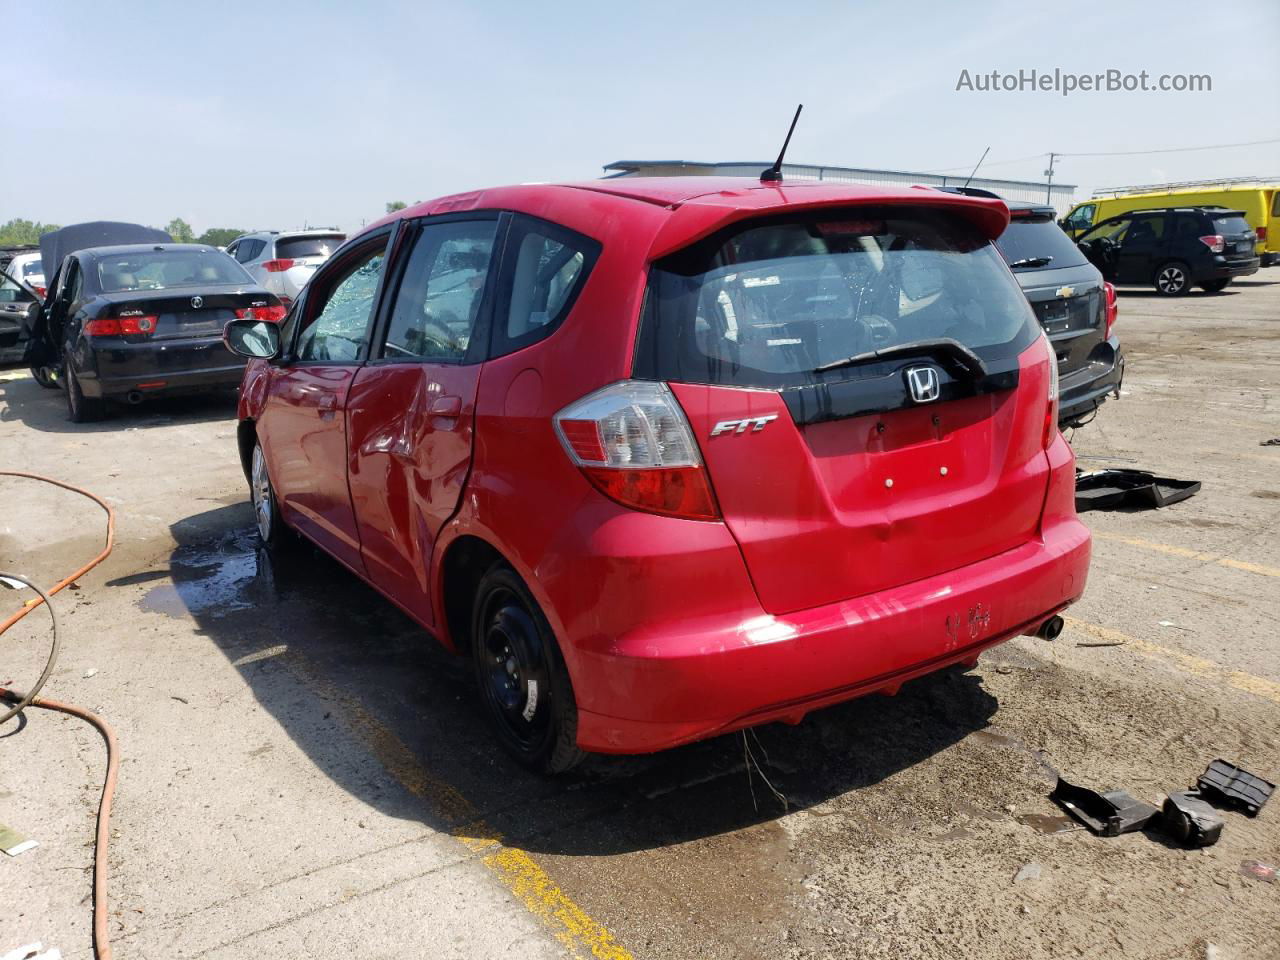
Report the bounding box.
[472,566,584,773]
[251,443,274,541]
[1155,262,1190,295]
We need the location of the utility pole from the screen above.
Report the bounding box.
[1044,152,1058,205]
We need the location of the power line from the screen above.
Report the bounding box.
[924,137,1280,174]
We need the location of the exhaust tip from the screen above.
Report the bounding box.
[126,390,144,404]
[1036,615,1065,641]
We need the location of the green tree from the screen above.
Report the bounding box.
[196,227,245,248]
[0,218,62,246]
[166,218,195,243]
[385,201,408,213]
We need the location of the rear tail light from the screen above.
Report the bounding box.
[1198,235,1225,254]
[1103,281,1118,338]
[1255,226,1266,241]
[85,314,157,336]
[554,380,720,521]
[262,259,296,272]
[34,285,46,298]
[234,305,288,322]
[1041,332,1059,449]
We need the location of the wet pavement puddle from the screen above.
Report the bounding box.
[138,529,271,620]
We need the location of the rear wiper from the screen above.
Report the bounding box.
[814,337,987,379]
[1007,256,1053,269]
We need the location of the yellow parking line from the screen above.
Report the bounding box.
[1063,616,1280,706]
[1093,532,1280,579]
[293,663,634,960]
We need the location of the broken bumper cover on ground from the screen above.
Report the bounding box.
[573,513,1091,754]
[1059,335,1124,426]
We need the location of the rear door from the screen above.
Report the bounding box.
[345,214,501,625]
[1116,213,1166,284]
[255,228,394,571]
[638,207,1052,615]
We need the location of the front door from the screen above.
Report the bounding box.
[256,230,393,572]
[1116,213,1166,284]
[346,215,502,626]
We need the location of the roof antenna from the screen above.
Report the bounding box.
[961,146,990,189]
[760,104,803,183]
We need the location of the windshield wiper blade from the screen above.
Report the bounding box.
[814,337,987,379]
[1008,256,1053,269]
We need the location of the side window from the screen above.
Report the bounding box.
[1124,215,1164,246]
[381,220,497,362]
[294,240,387,362]
[225,241,240,260]
[494,216,601,357]
[238,239,264,263]
[1067,204,1095,228]
[68,262,84,302]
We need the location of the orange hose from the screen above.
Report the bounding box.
[0,471,117,960]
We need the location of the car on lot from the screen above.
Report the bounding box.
[223,177,1091,772]
[1076,206,1260,295]
[5,250,46,297]
[227,230,346,306]
[0,271,41,365]
[29,239,284,421]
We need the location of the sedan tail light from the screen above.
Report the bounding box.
[262,259,296,273]
[554,380,720,521]
[86,314,158,336]
[1103,281,1118,338]
[1198,235,1225,254]
[1041,332,1059,449]
[234,305,288,322]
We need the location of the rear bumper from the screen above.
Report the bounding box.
[77,337,246,398]
[1203,257,1260,280]
[1059,337,1124,426]
[573,511,1091,755]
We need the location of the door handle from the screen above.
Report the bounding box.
[429,395,462,418]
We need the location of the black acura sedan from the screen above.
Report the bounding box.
[29,242,285,421]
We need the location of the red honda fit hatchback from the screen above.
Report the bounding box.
[223,177,1090,772]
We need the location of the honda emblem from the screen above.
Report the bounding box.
[905,366,941,404]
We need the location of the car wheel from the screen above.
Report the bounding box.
[64,364,106,422]
[250,441,291,549]
[30,366,59,389]
[472,565,585,774]
[1201,278,1231,293]
[1154,261,1192,296]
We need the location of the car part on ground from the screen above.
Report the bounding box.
[1197,760,1274,817]
[1075,469,1201,511]
[1161,791,1224,848]
[1050,776,1159,836]
[0,472,117,960]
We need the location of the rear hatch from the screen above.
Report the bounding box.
[1211,212,1258,263]
[994,210,1107,382]
[636,205,1053,615]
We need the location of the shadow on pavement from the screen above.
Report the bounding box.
[0,373,237,434]
[158,502,999,858]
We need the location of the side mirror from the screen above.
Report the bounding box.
[223,318,281,359]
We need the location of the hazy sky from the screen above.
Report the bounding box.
[11,0,1279,234]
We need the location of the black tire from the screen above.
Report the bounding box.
[250,440,293,550]
[471,565,585,774]
[30,366,58,389]
[64,364,106,422]
[1201,278,1231,293]
[1154,261,1192,296]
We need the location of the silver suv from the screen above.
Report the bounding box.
[226,230,346,305]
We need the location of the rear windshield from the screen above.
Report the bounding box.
[1212,215,1253,236]
[96,250,253,292]
[637,208,1037,388]
[276,235,345,260]
[18,259,44,280]
[994,217,1089,270]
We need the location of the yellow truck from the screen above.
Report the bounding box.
[1061,180,1279,266]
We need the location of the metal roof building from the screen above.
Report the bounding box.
[603,160,1077,214]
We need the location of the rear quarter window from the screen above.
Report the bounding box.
[636,208,1037,389]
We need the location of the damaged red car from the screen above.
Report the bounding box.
[223,176,1091,772]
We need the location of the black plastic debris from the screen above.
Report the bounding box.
[1197,760,1274,817]
[1261,438,1280,447]
[1161,791,1223,848]
[1075,469,1201,512]
[1050,776,1159,836]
